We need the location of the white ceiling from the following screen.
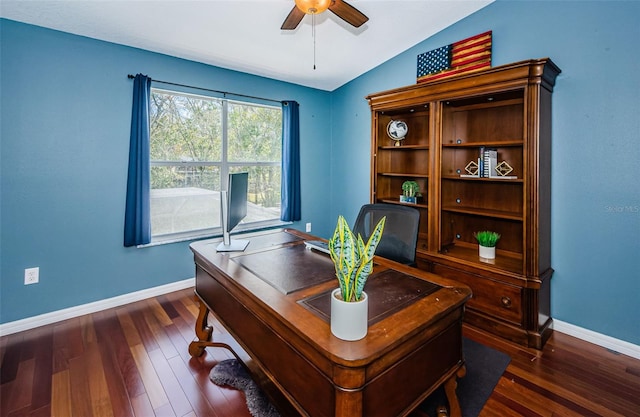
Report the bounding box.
[1,0,493,91]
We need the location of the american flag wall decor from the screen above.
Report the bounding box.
[417,31,492,84]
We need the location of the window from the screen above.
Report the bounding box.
[149,89,283,242]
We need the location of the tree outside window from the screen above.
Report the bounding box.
[149,89,282,241]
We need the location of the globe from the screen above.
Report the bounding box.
[386,120,408,146]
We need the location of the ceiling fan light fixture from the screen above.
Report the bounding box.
[294,0,332,15]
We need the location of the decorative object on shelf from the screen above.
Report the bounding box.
[474,230,501,259]
[417,31,492,84]
[463,160,480,177]
[495,161,514,177]
[386,120,408,146]
[328,215,386,341]
[460,147,513,179]
[400,180,421,203]
[462,149,517,179]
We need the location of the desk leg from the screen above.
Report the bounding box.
[443,365,466,417]
[188,296,233,357]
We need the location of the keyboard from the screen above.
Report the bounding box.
[304,240,330,255]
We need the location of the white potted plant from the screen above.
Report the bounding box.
[328,215,385,341]
[474,230,501,259]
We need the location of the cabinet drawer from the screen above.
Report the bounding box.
[432,264,523,325]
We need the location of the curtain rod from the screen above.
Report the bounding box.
[127,74,284,105]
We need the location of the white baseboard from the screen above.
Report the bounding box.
[2,285,638,362]
[553,319,640,360]
[0,278,195,337]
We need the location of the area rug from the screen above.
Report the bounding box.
[210,359,281,417]
[418,337,511,416]
[209,337,510,417]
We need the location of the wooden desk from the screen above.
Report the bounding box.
[189,229,471,417]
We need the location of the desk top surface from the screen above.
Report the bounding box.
[191,228,471,363]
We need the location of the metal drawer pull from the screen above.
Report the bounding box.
[501,296,512,308]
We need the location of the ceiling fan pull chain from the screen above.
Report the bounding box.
[312,13,317,70]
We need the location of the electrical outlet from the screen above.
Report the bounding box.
[306,222,312,233]
[25,267,39,285]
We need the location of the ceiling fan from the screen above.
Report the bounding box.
[281,0,369,30]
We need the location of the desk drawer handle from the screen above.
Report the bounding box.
[501,296,512,308]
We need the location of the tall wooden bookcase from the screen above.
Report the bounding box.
[366,59,561,348]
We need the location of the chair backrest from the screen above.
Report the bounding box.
[353,203,420,265]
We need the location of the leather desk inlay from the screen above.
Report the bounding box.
[299,269,440,325]
[232,244,336,294]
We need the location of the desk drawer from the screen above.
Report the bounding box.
[432,264,523,325]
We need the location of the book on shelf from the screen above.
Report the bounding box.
[484,147,518,179]
[483,148,497,178]
[457,149,517,179]
[488,149,518,179]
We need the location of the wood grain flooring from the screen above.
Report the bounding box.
[1,287,638,417]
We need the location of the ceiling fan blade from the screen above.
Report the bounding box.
[281,6,305,30]
[328,0,369,28]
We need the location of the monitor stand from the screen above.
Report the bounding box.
[216,239,249,252]
[216,229,249,252]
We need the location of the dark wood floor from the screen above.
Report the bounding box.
[1,287,638,417]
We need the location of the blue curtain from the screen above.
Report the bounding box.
[124,74,152,247]
[281,101,301,222]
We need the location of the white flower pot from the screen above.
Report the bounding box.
[479,245,496,259]
[330,288,368,341]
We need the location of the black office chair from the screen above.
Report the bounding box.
[353,203,420,266]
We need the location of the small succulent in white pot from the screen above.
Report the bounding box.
[474,230,501,259]
[474,231,501,247]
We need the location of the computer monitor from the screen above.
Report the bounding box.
[216,172,250,252]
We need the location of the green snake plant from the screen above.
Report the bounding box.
[328,215,386,302]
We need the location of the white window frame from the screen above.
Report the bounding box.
[148,88,287,245]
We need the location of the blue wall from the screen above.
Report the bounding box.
[2,0,639,346]
[0,19,333,323]
[329,0,640,345]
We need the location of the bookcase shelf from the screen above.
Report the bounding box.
[379,173,429,178]
[441,206,523,221]
[442,176,524,183]
[436,242,524,276]
[441,140,523,148]
[379,144,429,150]
[367,58,561,349]
[379,198,428,209]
